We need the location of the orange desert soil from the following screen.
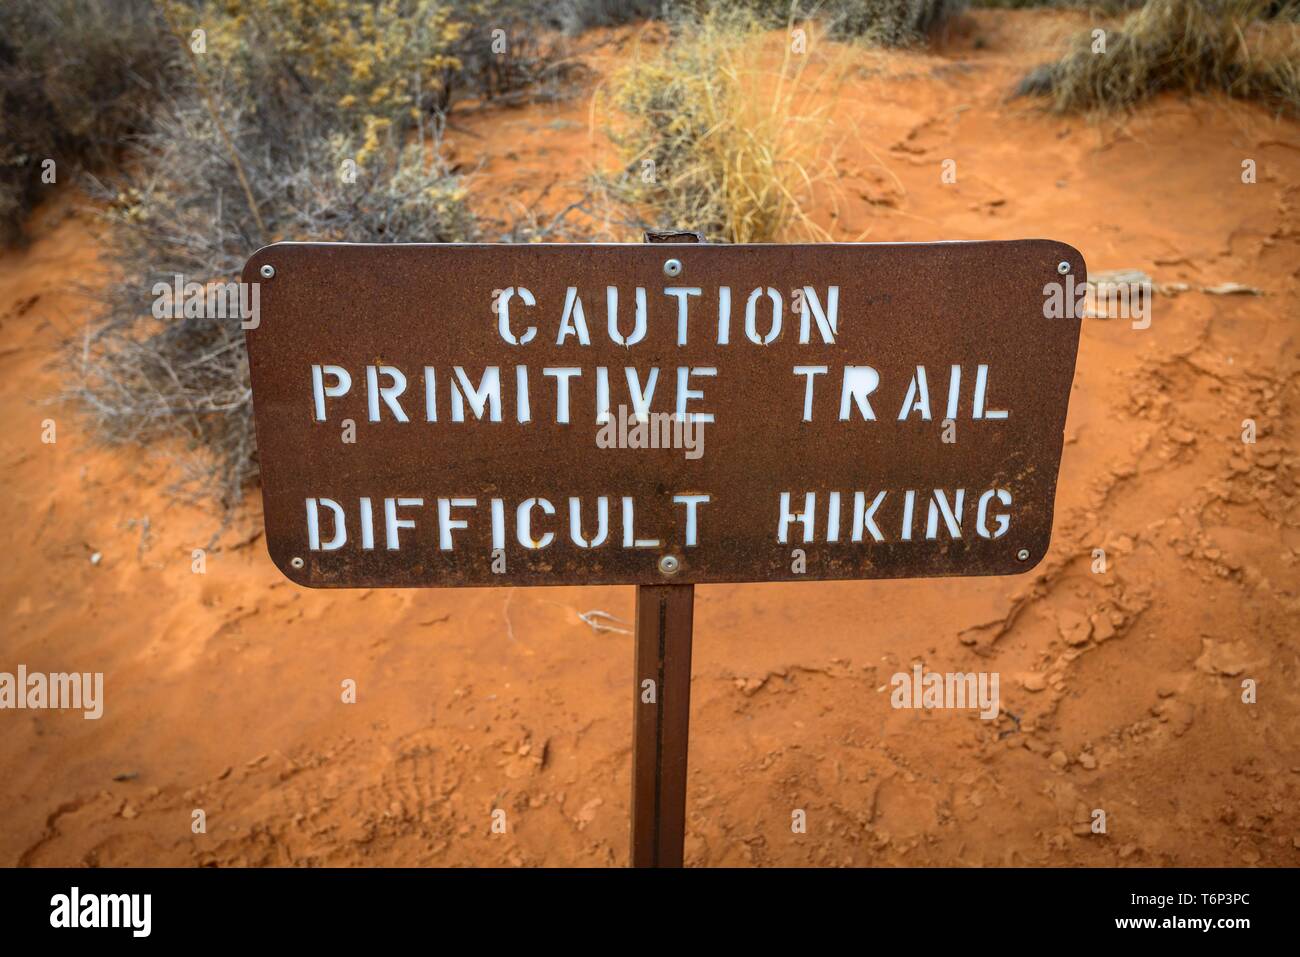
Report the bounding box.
[0,11,1297,866]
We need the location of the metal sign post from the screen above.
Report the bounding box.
[630,231,702,868]
[630,581,695,867]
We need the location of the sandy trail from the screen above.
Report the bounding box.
[1,11,1296,866]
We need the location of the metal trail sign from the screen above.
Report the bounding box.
[242,235,1085,866]
[243,238,1084,588]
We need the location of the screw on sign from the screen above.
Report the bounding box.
[241,233,1085,867]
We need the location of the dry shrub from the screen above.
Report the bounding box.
[595,9,848,242]
[204,0,592,119]
[56,0,602,510]
[544,0,668,33]
[1018,0,1300,113]
[75,128,476,506]
[821,0,970,42]
[718,0,969,44]
[0,0,173,242]
[971,0,1139,10]
[0,0,600,509]
[452,1,598,108]
[78,177,476,505]
[1,0,590,245]
[70,6,481,508]
[505,0,969,41]
[172,0,475,166]
[194,1,571,112]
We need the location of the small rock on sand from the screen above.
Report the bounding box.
[1057,610,1092,647]
[1091,614,1116,642]
[1194,638,1251,677]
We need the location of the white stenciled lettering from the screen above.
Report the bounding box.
[516,498,555,549]
[925,489,965,539]
[672,494,710,547]
[385,497,422,549]
[497,286,537,345]
[556,287,590,345]
[898,366,931,421]
[366,365,409,422]
[745,287,782,345]
[798,286,838,344]
[675,367,715,423]
[778,491,815,544]
[312,364,351,421]
[664,287,701,345]
[839,366,880,420]
[438,497,476,550]
[607,286,648,347]
[451,366,502,422]
[569,496,610,548]
[794,365,828,421]
[306,497,346,550]
[976,488,1012,538]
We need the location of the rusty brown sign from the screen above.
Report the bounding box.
[241,240,1084,588]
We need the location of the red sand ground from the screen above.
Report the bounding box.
[1,11,1296,866]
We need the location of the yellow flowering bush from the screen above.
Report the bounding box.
[174,0,470,166]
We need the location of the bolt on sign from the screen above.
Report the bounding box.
[242,240,1085,588]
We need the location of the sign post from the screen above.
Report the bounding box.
[630,581,695,867]
[629,230,701,868]
[241,234,1086,868]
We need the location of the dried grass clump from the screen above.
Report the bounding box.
[1018,0,1300,113]
[595,8,846,242]
[0,0,173,242]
